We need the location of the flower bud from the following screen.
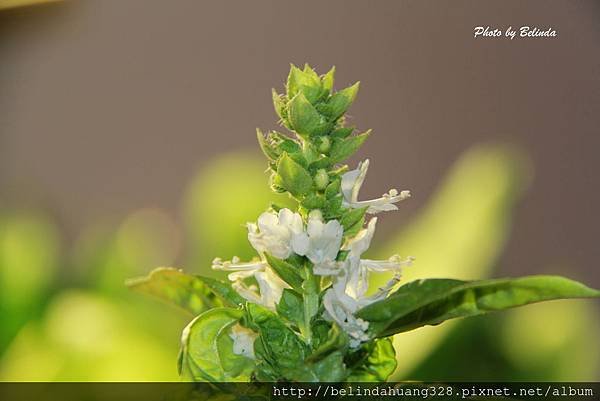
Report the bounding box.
[314,169,329,190]
[318,136,331,154]
[308,209,323,221]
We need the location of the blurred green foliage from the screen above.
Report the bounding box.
[0,145,598,381]
[184,152,294,272]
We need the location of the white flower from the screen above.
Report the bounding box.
[247,208,304,259]
[212,256,289,310]
[320,218,413,346]
[322,288,369,348]
[341,159,411,214]
[212,256,267,281]
[291,213,343,272]
[229,323,258,359]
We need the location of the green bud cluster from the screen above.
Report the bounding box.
[257,64,370,237]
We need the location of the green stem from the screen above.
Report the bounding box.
[301,264,319,345]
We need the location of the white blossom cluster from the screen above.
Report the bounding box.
[214,160,412,351]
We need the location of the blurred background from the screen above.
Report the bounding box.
[0,0,599,381]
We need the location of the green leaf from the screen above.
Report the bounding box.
[329,130,371,163]
[358,275,600,338]
[324,177,341,199]
[288,92,332,137]
[301,193,326,210]
[272,89,286,121]
[179,308,245,381]
[336,250,349,262]
[216,325,256,380]
[343,214,365,238]
[276,288,304,327]
[256,129,278,161]
[311,351,347,381]
[248,303,345,382]
[264,253,304,291]
[308,323,348,361]
[246,303,307,374]
[195,275,246,307]
[303,64,320,81]
[271,132,301,154]
[308,157,331,171]
[340,207,367,231]
[276,152,313,196]
[126,268,220,315]
[286,64,323,104]
[286,253,305,269]
[347,338,397,381]
[323,194,343,219]
[331,126,354,139]
[301,140,320,165]
[324,82,360,119]
[321,66,335,93]
[287,151,308,168]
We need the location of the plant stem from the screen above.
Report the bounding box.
[302,264,319,345]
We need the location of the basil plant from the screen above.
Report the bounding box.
[128,65,600,382]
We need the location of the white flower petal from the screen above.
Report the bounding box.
[247,208,304,259]
[341,159,410,214]
[322,289,370,348]
[341,159,369,204]
[254,269,289,310]
[231,280,263,305]
[357,273,403,308]
[213,256,289,310]
[344,257,369,300]
[290,232,310,256]
[360,254,414,272]
[212,257,266,272]
[344,217,377,257]
[229,323,258,359]
[227,270,257,282]
[312,260,343,276]
[302,216,343,265]
[351,190,411,214]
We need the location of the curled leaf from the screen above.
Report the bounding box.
[179,308,249,381]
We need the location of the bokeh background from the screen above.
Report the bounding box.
[0,0,599,381]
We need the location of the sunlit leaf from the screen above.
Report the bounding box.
[359,275,599,337]
[126,267,220,315]
[347,338,397,381]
